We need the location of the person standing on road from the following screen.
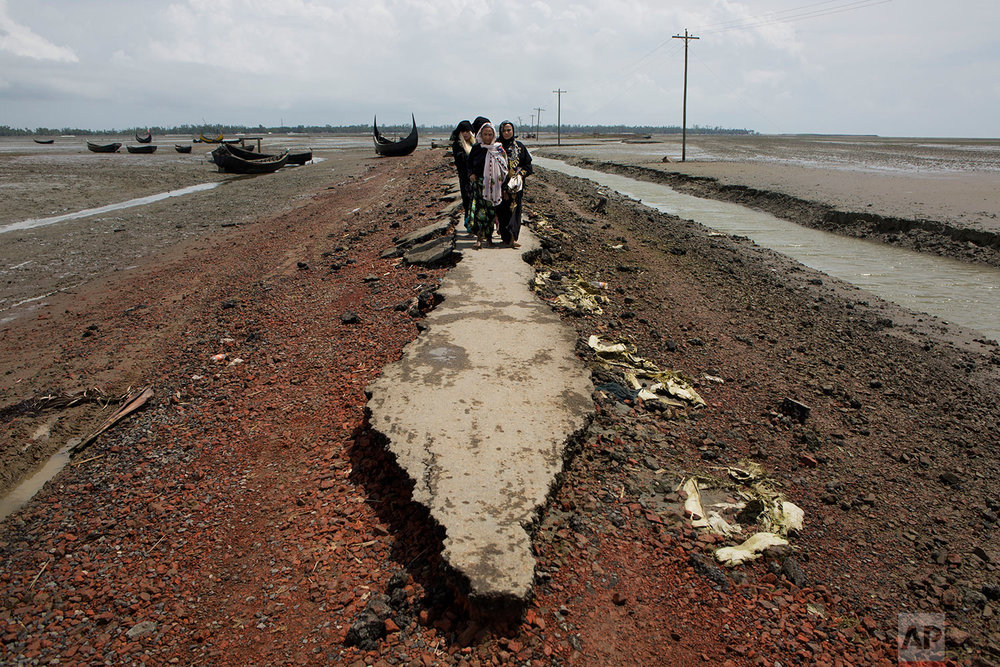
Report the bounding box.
[449,120,475,225]
[466,122,507,249]
[495,120,533,248]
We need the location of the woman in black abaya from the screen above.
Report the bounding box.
[495,121,533,248]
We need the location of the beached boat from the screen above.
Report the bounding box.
[33,138,55,144]
[224,143,269,160]
[174,144,193,153]
[210,144,289,174]
[223,144,312,165]
[86,141,122,153]
[373,114,418,157]
[135,129,152,143]
[126,144,157,154]
[199,133,224,144]
[287,149,313,165]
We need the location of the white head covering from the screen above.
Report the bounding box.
[475,122,508,206]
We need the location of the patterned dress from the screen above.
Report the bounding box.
[466,178,497,236]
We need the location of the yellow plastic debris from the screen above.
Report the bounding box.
[715,532,788,567]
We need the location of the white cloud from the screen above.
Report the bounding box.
[0,0,77,62]
[0,0,998,136]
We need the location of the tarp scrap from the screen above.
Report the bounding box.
[726,465,804,537]
[588,335,705,407]
[715,532,788,567]
[682,478,742,537]
[677,463,806,567]
[551,279,609,315]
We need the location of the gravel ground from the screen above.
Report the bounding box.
[1,142,999,665]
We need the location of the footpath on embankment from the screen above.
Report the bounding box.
[367,228,595,602]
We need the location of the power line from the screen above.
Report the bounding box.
[694,0,893,35]
[672,30,700,162]
[553,89,566,145]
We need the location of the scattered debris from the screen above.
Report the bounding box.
[588,335,705,408]
[69,386,154,456]
[715,532,788,567]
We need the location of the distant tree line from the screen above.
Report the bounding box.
[1,122,755,137]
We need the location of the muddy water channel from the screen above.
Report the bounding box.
[535,156,1000,342]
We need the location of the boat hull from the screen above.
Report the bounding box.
[86,141,122,153]
[210,144,289,174]
[373,114,418,157]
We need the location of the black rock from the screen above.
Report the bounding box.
[689,554,730,592]
[343,612,384,650]
[341,312,360,324]
[297,262,309,270]
[939,471,962,486]
[781,557,807,588]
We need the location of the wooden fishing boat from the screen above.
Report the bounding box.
[174,144,193,153]
[210,144,289,174]
[86,141,122,153]
[224,144,270,160]
[223,143,312,165]
[199,133,224,144]
[373,114,418,157]
[287,150,313,165]
[135,129,152,143]
[33,138,55,144]
[126,144,157,153]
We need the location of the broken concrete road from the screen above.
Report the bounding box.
[366,228,594,602]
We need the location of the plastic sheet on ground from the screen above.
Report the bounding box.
[682,478,742,537]
[588,335,705,408]
[553,279,609,314]
[533,273,609,315]
[715,532,789,567]
[677,463,805,567]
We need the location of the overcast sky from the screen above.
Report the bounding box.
[1,0,997,137]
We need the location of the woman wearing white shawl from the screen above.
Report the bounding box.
[465,122,508,248]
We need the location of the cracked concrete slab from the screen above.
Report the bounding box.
[366,227,594,601]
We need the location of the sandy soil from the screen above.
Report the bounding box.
[1,138,999,665]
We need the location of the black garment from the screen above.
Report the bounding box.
[466,142,487,181]
[496,135,533,243]
[451,137,472,216]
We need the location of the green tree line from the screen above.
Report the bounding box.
[1,123,755,137]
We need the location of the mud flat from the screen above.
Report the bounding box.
[0,136,376,495]
[539,134,1000,268]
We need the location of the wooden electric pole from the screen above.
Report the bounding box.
[533,107,544,140]
[672,29,699,162]
[553,89,566,145]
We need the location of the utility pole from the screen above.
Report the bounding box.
[530,113,535,136]
[553,89,566,145]
[533,107,544,140]
[672,29,699,162]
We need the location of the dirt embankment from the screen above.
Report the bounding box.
[2,146,1000,666]
[555,156,1000,270]
[523,166,1000,664]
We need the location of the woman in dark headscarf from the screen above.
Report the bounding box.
[465,121,508,249]
[471,116,491,134]
[495,120,533,248]
[449,120,475,222]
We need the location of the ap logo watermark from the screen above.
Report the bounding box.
[898,612,945,664]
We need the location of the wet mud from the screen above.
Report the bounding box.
[549,155,1000,270]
